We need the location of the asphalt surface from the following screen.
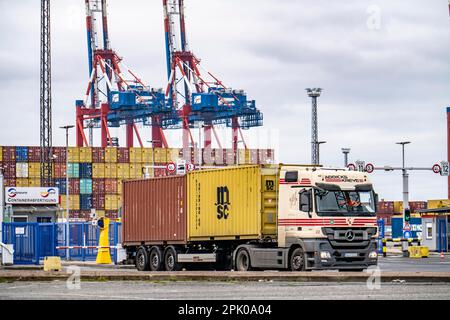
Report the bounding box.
[0,280,449,300]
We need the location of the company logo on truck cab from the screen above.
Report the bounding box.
[324,175,364,183]
[215,186,231,220]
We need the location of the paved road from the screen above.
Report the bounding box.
[0,281,449,300]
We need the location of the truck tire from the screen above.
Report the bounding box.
[136,246,149,271]
[289,248,306,271]
[235,249,252,271]
[149,246,164,271]
[164,246,182,271]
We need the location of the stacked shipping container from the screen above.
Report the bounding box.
[1,146,275,221]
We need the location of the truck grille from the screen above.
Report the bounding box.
[322,227,377,249]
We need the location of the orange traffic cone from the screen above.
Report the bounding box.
[440,251,445,261]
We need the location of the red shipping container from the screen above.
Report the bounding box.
[28,147,41,162]
[69,178,80,194]
[123,176,186,245]
[105,179,118,194]
[93,179,105,194]
[93,194,105,209]
[409,201,427,213]
[2,147,15,162]
[154,166,168,178]
[4,178,16,187]
[117,147,130,163]
[69,210,80,219]
[92,147,105,163]
[79,211,91,220]
[105,211,118,219]
[3,162,16,178]
[52,147,67,163]
[54,163,67,179]
[377,201,395,214]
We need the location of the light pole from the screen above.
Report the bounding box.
[60,125,74,260]
[341,148,351,167]
[306,88,322,165]
[396,141,411,229]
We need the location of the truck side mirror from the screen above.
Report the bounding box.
[299,190,312,218]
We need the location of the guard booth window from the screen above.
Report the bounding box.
[37,217,52,223]
[13,216,28,223]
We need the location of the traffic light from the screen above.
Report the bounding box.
[404,208,411,222]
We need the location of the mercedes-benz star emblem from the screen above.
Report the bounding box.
[345,230,355,241]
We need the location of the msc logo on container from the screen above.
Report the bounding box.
[215,186,231,220]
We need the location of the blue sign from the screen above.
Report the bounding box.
[392,217,422,238]
[403,231,412,239]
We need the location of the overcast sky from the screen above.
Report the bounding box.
[0,0,449,201]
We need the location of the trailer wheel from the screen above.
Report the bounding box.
[289,248,306,271]
[149,246,164,271]
[136,246,149,271]
[164,246,182,271]
[235,249,252,271]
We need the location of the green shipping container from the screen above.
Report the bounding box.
[80,178,93,194]
[68,163,80,178]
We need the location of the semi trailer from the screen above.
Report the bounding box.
[122,165,379,271]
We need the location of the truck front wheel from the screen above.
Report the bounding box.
[136,246,149,271]
[235,249,252,271]
[149,246,164,271]
[289,248,306,271]
[164,246,182,271]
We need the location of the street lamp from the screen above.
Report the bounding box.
[341,148,351,167]
[60,125,74,260]
[306,88,323,165]
[396,141,411,232]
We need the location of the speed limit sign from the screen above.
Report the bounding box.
[432,164,441,174]
[347,163,357,171]
[365,163,374,174]
[166,162,176,173]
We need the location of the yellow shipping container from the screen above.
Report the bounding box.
[28,163,41,178]
[105,163,118,178]
[238,149,251,164]
[142,148,154,163]
[105,195,119,210]
[154,148,167,163]
[0,146,2,161]
[96,210,106,218]
[117,164,130,179]
[428,199,450,209]
[129,148,143,163]
[105,147,118,163]
[92,163,105,178]
[60,195,80,211]
[187,165,278,241]
[28,178,41,187]
[16,178,29,187]
[117,179,123,195]
[393,201,403,213]
[67,147,80,162]
[129,164,144,179]
[167,148,181,162]
[79,147,92,162]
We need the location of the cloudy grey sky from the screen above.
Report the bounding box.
[0,0,449,201]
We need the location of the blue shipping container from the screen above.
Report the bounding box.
[16,147,28,162]
[80,194,93,210]
[391,217,422,239]
[54,178,67,194]
[79,163,92,179]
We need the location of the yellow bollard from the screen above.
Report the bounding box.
[96,217,112,264]
[44,256,62,271]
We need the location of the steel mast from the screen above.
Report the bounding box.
[40,0,53,187]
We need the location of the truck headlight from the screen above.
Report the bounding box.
[320,251,331,259]
[369,251,378,259]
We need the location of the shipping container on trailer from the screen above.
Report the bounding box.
[122,164,379,272]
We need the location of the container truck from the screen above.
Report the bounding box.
[122,165,379,271]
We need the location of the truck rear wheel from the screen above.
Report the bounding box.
[136,246,149,271]
[289,248,306,271]
[164,246,182,271]
[149,246,164,271]
[235,249,252,271]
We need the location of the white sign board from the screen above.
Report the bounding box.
[177,159,186,175]
[440,161,449,176]
[5,187,59,204]
[355,160,365,172]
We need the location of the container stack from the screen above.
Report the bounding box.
[1,146,275,221]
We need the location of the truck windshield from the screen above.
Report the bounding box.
[314,189,376,216]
